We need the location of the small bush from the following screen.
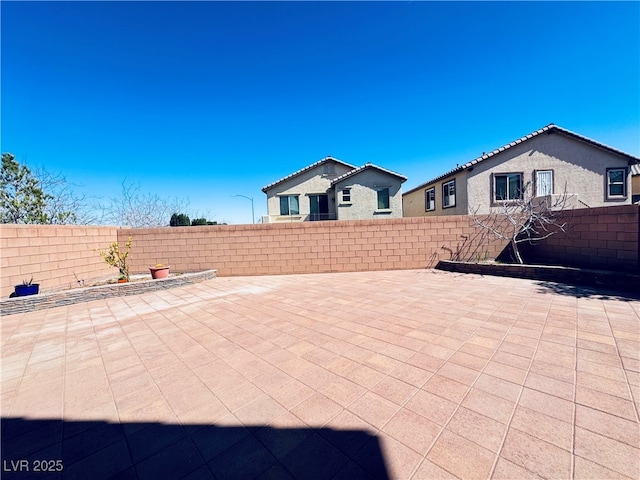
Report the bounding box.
[170,213,190,226]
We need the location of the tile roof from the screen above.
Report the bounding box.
[631,164,640,176]
[404,124,640,195]
[261,156,356,193]
[330,163,407,185]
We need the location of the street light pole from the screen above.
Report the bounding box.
[232,195,255,224]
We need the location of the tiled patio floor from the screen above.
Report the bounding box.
[1,269,639,479]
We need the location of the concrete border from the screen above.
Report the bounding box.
[435,260,640,297]
[0,270,217,316]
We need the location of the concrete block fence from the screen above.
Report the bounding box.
[522,204,639,273]
[118,215,506,278]
[1,225,117,298]
[1,204,637,298]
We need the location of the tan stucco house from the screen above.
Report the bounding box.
[262,156,407,223]
[403,124,640,217]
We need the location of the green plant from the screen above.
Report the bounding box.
[98,237,133,280]
[191,217,208,226]
[170,213,190,226]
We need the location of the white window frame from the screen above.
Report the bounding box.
[341,188,351,203]
[535,170,553,197]
[442,180,456,208]
[279,195,300,215]
[493,173,523,202]
[425,188,435,211]
[607,168,627,199]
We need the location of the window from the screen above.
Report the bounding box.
[377,187,390,209]
[442,180,456,208]
[342,189,351,203]
[494,173,522,201]
[425,188,435,211]
[279,195,299,215]
[309,194,329,221]
[536,170,553,197]
[607,168,627,198]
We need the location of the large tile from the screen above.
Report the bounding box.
[347,392,398,430]
[405,390,457,427]
[574,426,640,479]
[427,429,495,480]
[510,405,572,452]
[382,408,441,454]
[290,393,342,427]
[446,406,508,453]
[575,404,640,447]
[500,428,572,480]
[422,373,469,404]
[461,388,515,425]
[369,375,417,406]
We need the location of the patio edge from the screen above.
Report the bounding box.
[0,270,218,316]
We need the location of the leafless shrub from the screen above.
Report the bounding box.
[471,182,571,264]
[100,181,189,228]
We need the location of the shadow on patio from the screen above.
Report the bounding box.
[1,417,389,480]
[535,281,640,301]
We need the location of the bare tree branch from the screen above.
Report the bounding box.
[471,182,572,264]
[100,181,189,228]
[33,167,99,224]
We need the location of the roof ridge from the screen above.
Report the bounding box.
[403,124,639,195]
[330,163,407,185]
[262,156,356,192]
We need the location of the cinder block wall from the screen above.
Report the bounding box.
[119,216,507,277]
[2,205,637,298]
[0,225,118,298]
[524,204,639,273]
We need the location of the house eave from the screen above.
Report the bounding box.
[330,163,407,186]
[403,124,640,197]
[261,156,357,193]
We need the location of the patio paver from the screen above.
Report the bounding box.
[1,269,639,479]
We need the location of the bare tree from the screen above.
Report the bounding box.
[34,167,98,224]
[101,181,189,228]
[471,182,571,264]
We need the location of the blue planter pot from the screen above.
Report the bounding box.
[14,284,39,297]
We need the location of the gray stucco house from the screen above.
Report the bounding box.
[403,124,640,217]
[262,157,407,223]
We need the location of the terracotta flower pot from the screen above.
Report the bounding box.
[117,278,128,284]
[150,266,170,279]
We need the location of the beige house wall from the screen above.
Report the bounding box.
[466,134,632,214]
[632,175,640,200]
[334,169,404,220]
[0,225,118,297]
[264,161,353,222]
[405,133,633,218]
[403,171,468,217]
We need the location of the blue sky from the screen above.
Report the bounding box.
[2,1,639,225]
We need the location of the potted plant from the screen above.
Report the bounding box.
[98,237,133,283]
[149,263,170,279]
[14,277,39,297]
